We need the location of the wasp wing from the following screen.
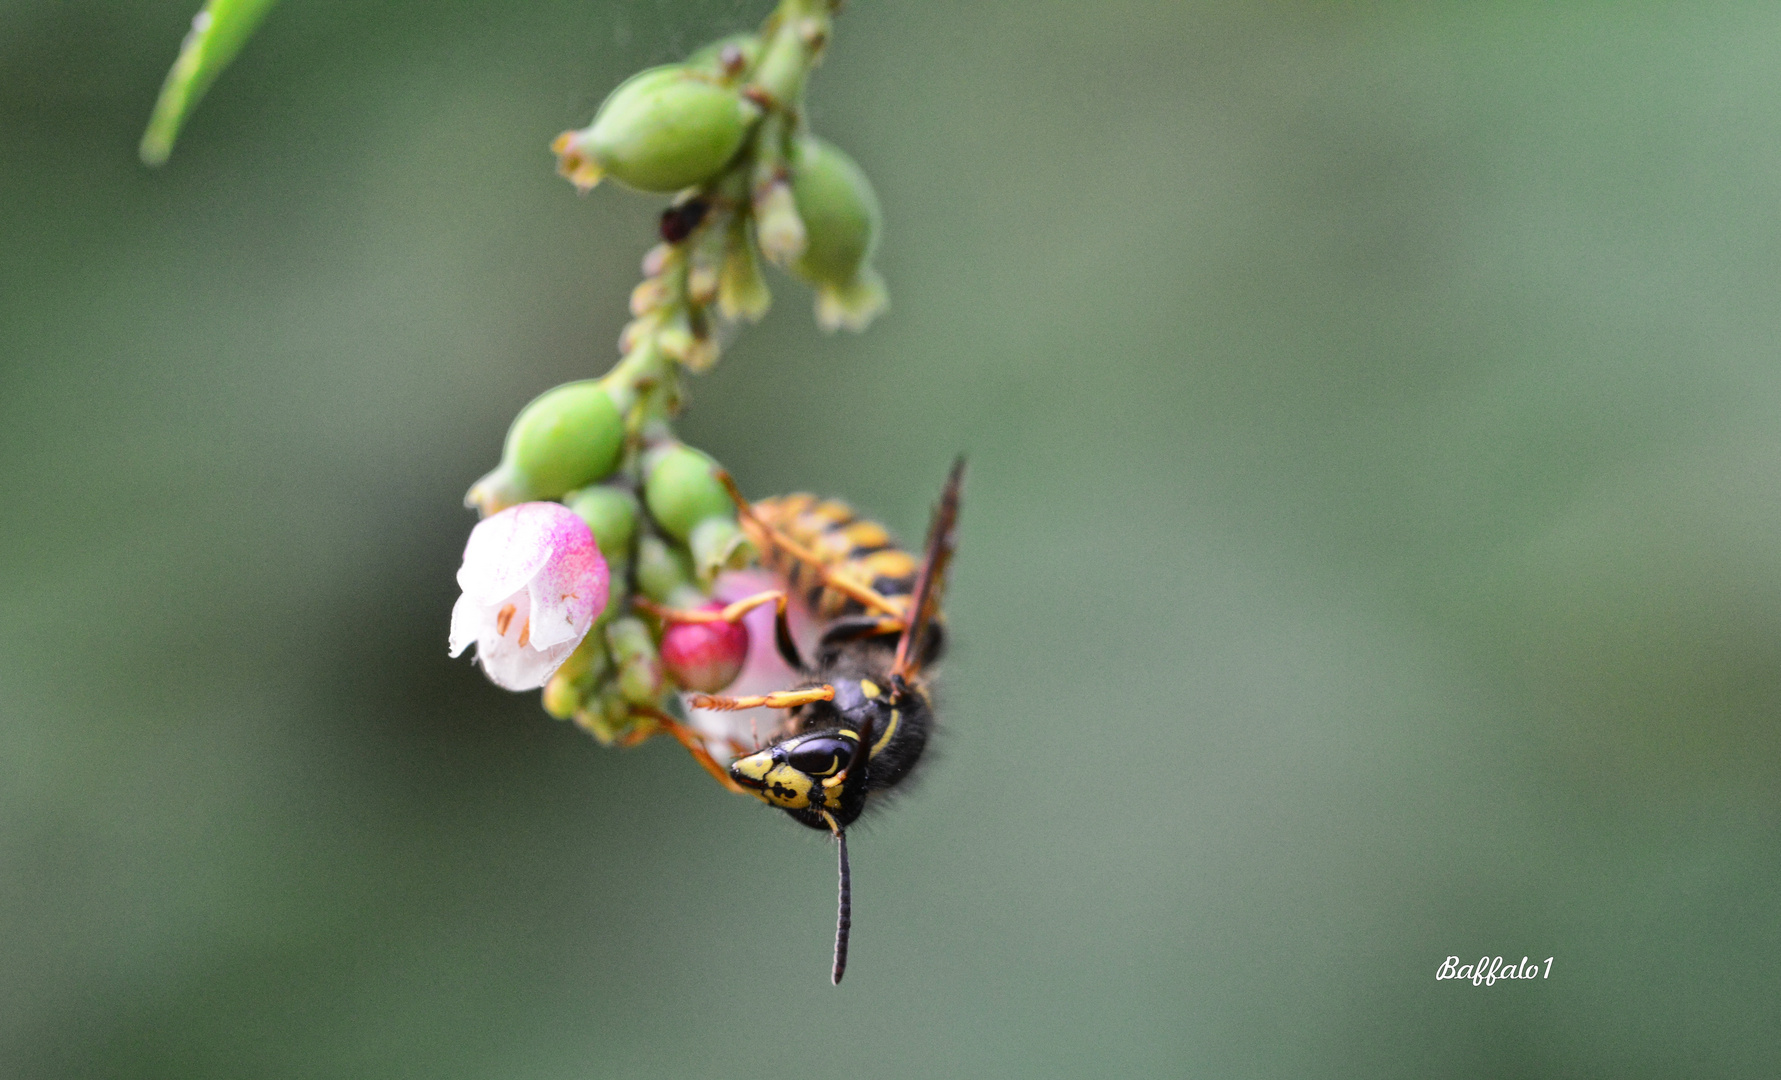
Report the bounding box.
[892,457,965,679]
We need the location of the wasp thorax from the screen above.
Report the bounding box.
[553,65,760,194]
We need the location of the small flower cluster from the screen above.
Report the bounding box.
[452,0,883,745]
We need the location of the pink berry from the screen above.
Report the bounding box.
[660,602,749,693]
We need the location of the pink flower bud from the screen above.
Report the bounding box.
[449,502,609,691]
[659,602,749,693]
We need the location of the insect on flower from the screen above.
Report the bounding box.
[450,502,609,690]
[638,459,964,984]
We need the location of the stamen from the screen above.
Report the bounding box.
[517,619,531,648]
[496,603,517,636]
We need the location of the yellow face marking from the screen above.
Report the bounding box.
[872,709,900,756]
[730,751,815,809]
[759,763,813,808]
[858,679,881,699]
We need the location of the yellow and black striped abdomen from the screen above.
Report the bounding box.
[754,493,922,621]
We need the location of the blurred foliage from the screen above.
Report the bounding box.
[4,1,1781,1077]
[140,0,282,165]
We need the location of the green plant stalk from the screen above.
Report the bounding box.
[140,0,281,165]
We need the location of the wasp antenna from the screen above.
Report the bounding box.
[832,825,852,985]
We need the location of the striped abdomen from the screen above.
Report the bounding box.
[753,494,921,622]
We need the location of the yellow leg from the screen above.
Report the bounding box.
[634,590,786,625]
[633,706,755,797]
[688,685,835,711]
[716,471,907,619]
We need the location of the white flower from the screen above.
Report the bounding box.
[449,502,609,691]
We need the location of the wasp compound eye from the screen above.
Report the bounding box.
[787,735,854,777]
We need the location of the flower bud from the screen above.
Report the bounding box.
[688,515,754,586]
[467,381,625,515]
[813,266,888,333]
[753,179,807,265]
[643,443,731,542]
[789,137,888,331]
[660,602,750,693]
[718,217,771,321]
[606,616,665,707]
[571,690,634,745]
[552,65,760,194]
[636,533,695,603]
[449,503,609,691]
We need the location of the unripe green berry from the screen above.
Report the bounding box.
[689,516,754,586]
[564,484,640,565]
[790,137,881,288]
[606,616,665,707]
[553,66,759,194]
[571,690,632,746]
[464,382,624,515]
[636,534,696,603]
[504,380,625,497]
[643,444,731,542]
[543,632,614,719]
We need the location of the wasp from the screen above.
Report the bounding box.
[637,458,964,984]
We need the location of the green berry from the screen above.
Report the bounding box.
[689,516,754,585]
[501,381,625,499]
[643,443,731,542]
[564,484,640,564]
[543,633,614,719]
[790,136,881,287]
[636,534,695,603]
[571,690,631,746]
[554,66,759,194]
[606,616,665,707]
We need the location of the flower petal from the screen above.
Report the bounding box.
[450,501,609,692]
[448,591,489,657]
[525,509,608,649]
[456,504,558,604]
[478,635,580,691]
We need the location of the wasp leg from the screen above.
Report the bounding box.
[716,470,907,620]
[635,590,807,672]
[633,706,755,797]
[636,590,781,624]
[688,685,835,711]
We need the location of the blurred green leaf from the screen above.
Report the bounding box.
[139,0,281,166]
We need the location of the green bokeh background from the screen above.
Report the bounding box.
[6,1,1781,1075]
